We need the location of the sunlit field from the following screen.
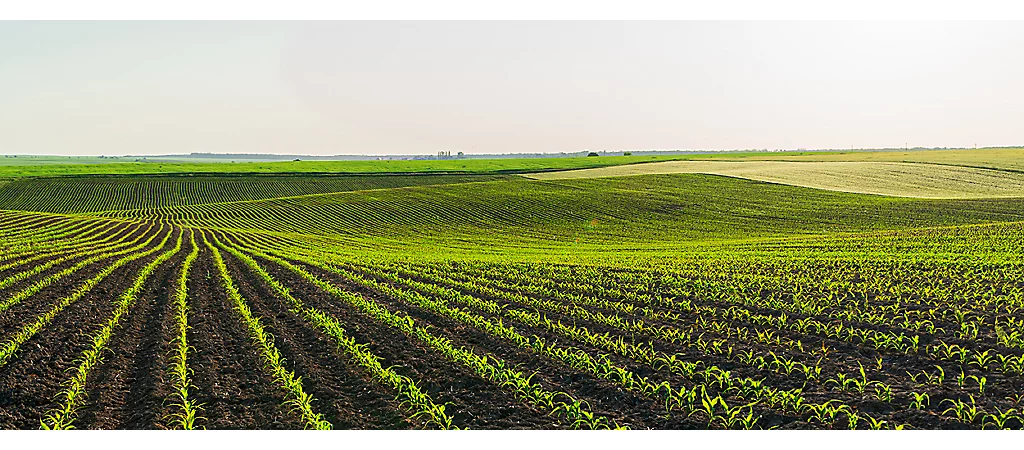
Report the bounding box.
[1,149,1023,429]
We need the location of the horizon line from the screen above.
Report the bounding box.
[2,145,1021,160]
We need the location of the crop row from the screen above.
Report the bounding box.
[0,175,502,214]
[221,227,1024,429]
[42,229,184,429]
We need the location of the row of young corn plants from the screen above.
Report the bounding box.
[694,293,1024,385]
[680,290,1024,378]
[396,262,829,367]
[936,394,1024,429]
[214,222,1015,430]
[716,257,1024,323]
[226,227,1015,369]
[457,261,1024,379]
[0,175,493,215]
[98,175,595,238]
[213,237,456,429]
[349,262,892,429]
[217,236,617,430]
[230,239,782,430]
[0,219,128,266]
[165,229,203,430]
[202,232,332,430]
[453,261,921,344]
[564,258,1022,350]
[429,259,1024,424]
[0,217,134,256]
[290,252,947,429]
[389,265,825,370]
[0,214,72,240]
[0,222,160,313]
[40,229,185,429]
[419,262,1021,423]
[0,223,170,369]
[0,220,132,276]
[0,222,143,295]
[0,214,111,250]
[225,234,788,425]
[340,261,786,428]
[443,264,950,385]
[469,259,1006,344]
[0,216,111,244]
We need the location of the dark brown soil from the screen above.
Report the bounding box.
[402,265,978,430]
[76,230,190,429]
[3,223,1016,430]
[0,222,152,337]
[240,248,564,429]
[333,263,723,429]
[177,243,302,429]
[0,226,173,429]
[218,247,410,429]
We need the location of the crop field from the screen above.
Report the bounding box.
[713,147,1024,173]
[1,154,1024,430]
[526,161,1024,198]
[0,154,694,179]
[0,175,504,214]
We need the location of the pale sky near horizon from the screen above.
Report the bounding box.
[1,21,1022,156]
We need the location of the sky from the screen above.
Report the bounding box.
[1,21,1022,156]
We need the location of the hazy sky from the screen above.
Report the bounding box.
[1,21,1022,156]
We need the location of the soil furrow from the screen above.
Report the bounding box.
[184,245,301,429]
[244,250,563,429]
[77,233,189,429]
[0,226,171,429]
[219,247,409,429]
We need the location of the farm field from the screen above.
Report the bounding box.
[712,147,1024,173]
[0,154,695,179]
[2,147,1019,179]
[1,153,1024,430]
[525,160,1024,198]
